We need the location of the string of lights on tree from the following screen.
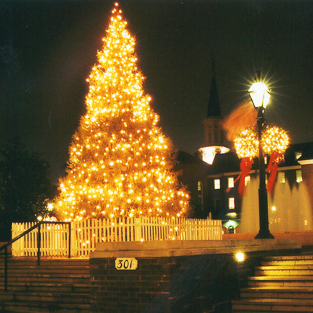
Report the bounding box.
[54,3,190,222]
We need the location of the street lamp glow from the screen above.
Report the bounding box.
[235,252,245,262]
[248,82,271,108]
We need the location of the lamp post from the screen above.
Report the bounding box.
[248,73,274,239]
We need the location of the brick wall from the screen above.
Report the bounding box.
[90,254,237,313]
[89,239,300,312]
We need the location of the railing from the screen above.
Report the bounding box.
[12,222,72,257]
[12,217,222,256]
[0,221,71,291]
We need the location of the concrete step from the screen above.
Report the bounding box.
[255,266,313,276]
[248,275,313,287]
[0,290,90,303]
[0,302,91,313]
[233,254,313,312]
[0,258,91,313]
[262,255,313,261]
[262,260,313,266]
[240,287,313,300]
[1,282,90,293]
[261,255,313,267]
[232,298,313,312]
[254,268,313,276]
[0,257,89,266]
[1,275,90,284]
[0,267,90,275]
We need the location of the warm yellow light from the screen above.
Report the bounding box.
[234,125,289,159]
[234,128,258,158]
[47,203,54,211]
[235,252,245,262]
[53,2,190,221]
[262,125,289,155]
[249,82,271,108]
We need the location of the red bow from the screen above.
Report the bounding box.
[266,151,283,193]
[232,157,253,197]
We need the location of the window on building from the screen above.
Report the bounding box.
[296,170,303,183]
[214,179,220,190]
[197,180,204,210]
[229,197,235,209]
[278,171,285,183]
[245,175,250,186]
[197,181,202,191]
[228,177,234,188]
[264,156,267,164]
[295,152,302,160]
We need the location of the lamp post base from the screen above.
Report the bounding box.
[255,230,275,239]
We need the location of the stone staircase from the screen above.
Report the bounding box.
[0,257,91,313]
[232,254,313,312]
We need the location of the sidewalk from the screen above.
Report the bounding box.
[223,230,313,248]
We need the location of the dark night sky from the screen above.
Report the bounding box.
[1,0,313,182]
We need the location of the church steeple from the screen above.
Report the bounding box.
[199,59,229,164]
[206,58,221,118]
[203,60,223,147]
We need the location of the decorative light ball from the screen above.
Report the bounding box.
[234,128,259,159]
[262,125,289,155]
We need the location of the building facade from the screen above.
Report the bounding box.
[176,66,313,233]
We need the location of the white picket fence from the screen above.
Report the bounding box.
[11,217,222,257]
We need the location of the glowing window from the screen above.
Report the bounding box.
[278,172,285,183]
[228,177,234,188]
[245,176,250,186]
[296,170,303,183]
[214,179,220,190]
[197,180,202,191]
[197,181,203,209]
[229,197,235,209]
[264,156,267,164]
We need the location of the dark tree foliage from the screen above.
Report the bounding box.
[0,138,54,239]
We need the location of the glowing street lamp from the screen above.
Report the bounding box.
[248,72,274,239]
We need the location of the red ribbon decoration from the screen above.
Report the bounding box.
[266,151,283,193]
[230,157,254,197]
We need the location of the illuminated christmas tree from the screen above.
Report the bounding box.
[54,3,190,221]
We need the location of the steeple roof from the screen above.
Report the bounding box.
[206,60,221,118]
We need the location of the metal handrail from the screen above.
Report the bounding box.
[0,221,71,291]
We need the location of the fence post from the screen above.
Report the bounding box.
[68,223,71,258]
[135,218,141,241]
[37,223,41,266]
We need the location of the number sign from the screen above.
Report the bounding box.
[115,258,138,270]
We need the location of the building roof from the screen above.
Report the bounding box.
[287,141,313,162]
[207,151,241,175]
[176,150,210,166]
